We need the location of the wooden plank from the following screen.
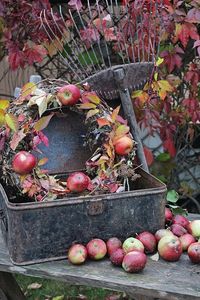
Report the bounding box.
[0,214,199,300]
[0,272,26,300]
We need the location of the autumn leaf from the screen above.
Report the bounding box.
[0,109,5,126]
[174,22,199,48]
[27,282,42,290]
[0,100,10,110]
[78,103,97,109]
[85,93,101,104]
[38,157,48,166]
[163,138,176,158]
[97,118,110,128]
[132,90,149,104]
[111,106,120,122]
[34,114,54,131]
[21,82,37,98]
[114,125,130,140]
[86,109,99,120]
[10,129,26,150]
[143,146,154,166]
[28,91,48,117]
[5,113,19,132]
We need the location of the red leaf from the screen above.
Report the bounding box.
[143,146,154,166]
[8,50,25,70]
[24,45,47,65]
[163,138,176,158]
[97,118,110,128]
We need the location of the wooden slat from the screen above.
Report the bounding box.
[0,214,199,300]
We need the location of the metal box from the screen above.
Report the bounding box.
[0,110,166,265]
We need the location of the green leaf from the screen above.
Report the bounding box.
[166,189,179,203]
[156,152,171,162]
[52,296,64,300]
[168,205,188,216]
[0,100,10,110]
[5,113,19,132]
[78,49,101,66]
[115,125,130,139]
[0,109,5,126]
[34,114,54,131]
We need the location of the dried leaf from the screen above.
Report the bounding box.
[97,118,110,128]
[79,103,97,109]
[111,106,120,121]
[0,109,5,126]
[5,113,19,132]
[21,82,37,98]
[150,252,159,261]
[0,100,10,110]
[86,93,101,104]
[115,125,130,139]
[10,129,26,150]
[28,92,48,117]
[38,157,48,166]
[34,114,54,131]
[27,282,42,290]
[86,109,99,120]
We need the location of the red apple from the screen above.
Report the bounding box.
[155,228,174,242]
[170,223,187,237]
[57,84,81,106]
[172,214,189,229]
[12,151,37,175]
[122,237,144,254]
[114,136,133,156]
[86,238,107,260]
[165,207,173,224]
[187,220,200,238]
[158,235,182,262]
[106,237,122,256]
[110,248,125,266]
[187,242,200,263]
[67,172,90,193]
[136,231,157,254]
[68,244,87,265]
[122,251,147,273]
[179,233,196,251]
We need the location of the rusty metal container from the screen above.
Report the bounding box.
[0,110,166,265]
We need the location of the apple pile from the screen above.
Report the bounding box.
[67,208,200,272]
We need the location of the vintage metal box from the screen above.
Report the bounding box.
[0,110,166,265]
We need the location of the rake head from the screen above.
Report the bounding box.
[41,0,164,99]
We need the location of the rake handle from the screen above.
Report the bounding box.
[113,68,149,173]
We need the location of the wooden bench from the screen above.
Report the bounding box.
[0,214,200,300]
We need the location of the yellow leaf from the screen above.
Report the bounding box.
[21,82,37,98]
[156,57,164,67]
[0,109,5,126]
[115,125,130,140]
[38,157,48,166]
[157,80,174,92]
[85,93,101,104]
[0,100,10,110]
[86,109,99,120]
[154,72,158,81]
[34,114,54,131]
[111,106,120,121]
[5,113,19,132]
[78,103,97,110]
[132,90,149,104]
[132,90,144,98]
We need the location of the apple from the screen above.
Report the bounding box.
[187,242,200,263]
[57,84,81,106]
[67,172,90,193]
[68,244,87,265]
[114,136,134,156]
[158,235,182,262]
[179,233,196,251]
[165,207,173,224]
[110,248,125,266]
[122,251,147,273]
[170,224,187,237]
[12,151,37,175]
[155,228,174,242]
[136,231,157,254]
[122,237,144,254]
[187,220,200,238]
[172,214,189,229]
[86,238,107,260]
[106,237,122,256]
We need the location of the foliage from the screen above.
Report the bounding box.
[0,80,138,202]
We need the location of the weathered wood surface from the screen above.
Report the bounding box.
[0,272,26,300]
[0,214,199,300]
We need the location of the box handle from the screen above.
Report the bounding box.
[0,209,8,232]
[87,201,104,216]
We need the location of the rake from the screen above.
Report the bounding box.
[40,0,164,172]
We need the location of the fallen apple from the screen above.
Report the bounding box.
[170,223,187,237]
[155,228,174,242]
[12,151,37,175]
[136,231,157,254]
[187,220,200,238]
[106,237,122,256]
[187,242,200,263]
[57,84,81,106]
[110,248,125,266]
[179,233,196,251]
[172,214,189,229]
[158,235,182,262]
[122,251,147,273]
[122,237,144,254]
[68,244,87,265]
[86,238,107,260]
[114,136,134,156]
[67,172,90,193]
[165,207,173,224]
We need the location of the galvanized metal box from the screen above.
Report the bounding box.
[0,110,166,265]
